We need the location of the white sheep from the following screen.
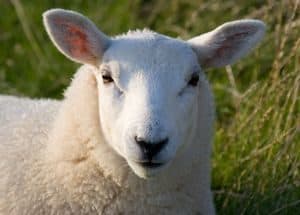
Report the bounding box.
[0,9,265,215]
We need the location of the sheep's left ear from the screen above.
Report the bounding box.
[188,19,266,68]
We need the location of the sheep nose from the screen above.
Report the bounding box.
[134,136,168,160]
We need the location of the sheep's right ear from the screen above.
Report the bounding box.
[43,9,110,66]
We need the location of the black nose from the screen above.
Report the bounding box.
[134,136,168,160]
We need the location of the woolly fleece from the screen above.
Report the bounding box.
[0,66,215,215]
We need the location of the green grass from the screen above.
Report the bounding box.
[1,0,299,214]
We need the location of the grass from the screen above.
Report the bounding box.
[1,0,299,214]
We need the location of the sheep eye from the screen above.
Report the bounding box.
[102,74,114,84]
[188,73,199,87]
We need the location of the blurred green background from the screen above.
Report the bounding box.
[1,0,299,214]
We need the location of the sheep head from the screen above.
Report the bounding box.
[43,9,265,178]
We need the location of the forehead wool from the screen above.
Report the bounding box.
[114,29,162,40]
[105,30,198,77]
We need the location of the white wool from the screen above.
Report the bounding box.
[0,8,265,215]
[114,28,159,39]
[0,68,215,214]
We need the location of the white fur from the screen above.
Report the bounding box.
[0,8,265,215]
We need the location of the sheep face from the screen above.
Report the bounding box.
[43,9,265,178]
[95,35,202,178]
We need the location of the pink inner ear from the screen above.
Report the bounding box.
[66,25,89,58]
[54,18,90,59]
[211,29,254,62]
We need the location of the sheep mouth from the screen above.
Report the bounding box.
[137,161,165,168]
[128,160,168,178]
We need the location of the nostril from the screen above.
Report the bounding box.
[134,136,148,151]
[134,136,169,159]
[158,138,168,147]
[134,136,144,144]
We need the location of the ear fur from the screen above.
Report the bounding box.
[43,9,111,66]
[188,19,266,68]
